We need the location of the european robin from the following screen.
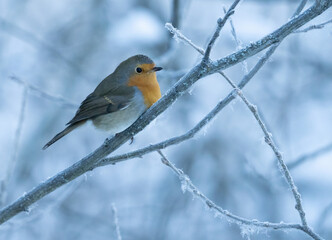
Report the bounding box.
[43,54,162,149]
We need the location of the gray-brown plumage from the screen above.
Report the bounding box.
[43,55,162,149]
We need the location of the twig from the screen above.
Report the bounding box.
[317,202,332,233]
[9,76,78,108]
[0,0,331,225]
[165,23,205,54]
[167,20,311,230]
[0,84,28,207]
[111,203,122,240]
[227,8,249,74]
[158,150,309,235]
[288,142,332,169]
[294,19,332,33]
[203,0,241,62]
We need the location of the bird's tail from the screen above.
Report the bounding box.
[42,121,86,150]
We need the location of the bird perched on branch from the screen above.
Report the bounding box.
[43,54,162,149]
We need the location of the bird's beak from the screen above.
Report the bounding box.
[152,66,163,72]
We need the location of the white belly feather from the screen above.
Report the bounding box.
[91,90,147,134]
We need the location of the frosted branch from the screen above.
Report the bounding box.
[158,150,314,237]
[203,0,241,62]
[294,19,332,33]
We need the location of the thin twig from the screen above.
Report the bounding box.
[158,150,306,233]
[164,9,325,239]
[294,19,332,33]
[292,0,308,18]
[203,0,241,62]
[227,8,249,74]
[165,23,205,54]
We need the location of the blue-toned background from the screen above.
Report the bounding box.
[1,0,332,239]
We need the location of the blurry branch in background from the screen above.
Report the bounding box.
[288,142,332,169]
[0,84,28,207]
[292,0,308,18]
[157,0,186,66]
[9,76,78,108]
[171,0,181,29]
[111,203,122,240]
[0,17,89,79]
[294,19,332,33]
[317,202,332,234]
[0,0,331,232]
[158,150,306,235]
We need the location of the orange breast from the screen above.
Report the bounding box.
[128,72,161,108]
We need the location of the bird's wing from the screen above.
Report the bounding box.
[66,93,133,125]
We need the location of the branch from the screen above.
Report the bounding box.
[227,8,249,73]
[294,19,332,33]
[292,0,309,18]
[157,150,312,237]
[0,0,331,225]
[167,20,311,232]
[202,0,241,62]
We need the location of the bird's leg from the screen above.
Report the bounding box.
[129,136,134,145]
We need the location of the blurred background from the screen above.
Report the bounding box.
[1,0,332,239]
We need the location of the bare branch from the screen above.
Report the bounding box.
[292,0,309,18]
[157,150,313,237]
[168,18,310,230]
[203,0,241,62]
[165,23,205,54]
[294,19,332,33]
[0,0,331,225]
[227,8,249,73]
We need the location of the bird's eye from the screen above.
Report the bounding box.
[135,67,143,73]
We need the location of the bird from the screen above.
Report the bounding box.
[43,54,162,149]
